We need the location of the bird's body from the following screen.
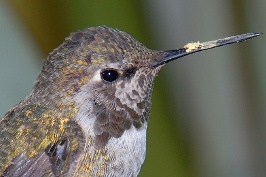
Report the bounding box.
[0,26,260,176]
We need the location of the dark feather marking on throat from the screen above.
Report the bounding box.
[92,97,147,149]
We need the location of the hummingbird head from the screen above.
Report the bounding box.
[33,26,166,148]
[32,26,260,148]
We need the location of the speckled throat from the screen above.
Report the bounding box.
[74,66,161,149]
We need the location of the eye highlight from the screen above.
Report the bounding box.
[100,69,119,82]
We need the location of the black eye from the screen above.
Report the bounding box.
[100,69,119,82]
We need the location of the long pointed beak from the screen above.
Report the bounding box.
[151,33,262,68]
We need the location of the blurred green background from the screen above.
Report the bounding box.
[0,1,265,177]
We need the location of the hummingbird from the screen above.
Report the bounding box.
[0,26,261,177]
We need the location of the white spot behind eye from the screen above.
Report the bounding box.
[91,69,102,82]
